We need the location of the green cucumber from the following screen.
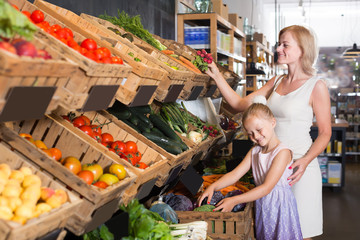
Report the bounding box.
[130,105,152,114]
[129,109,153,128]
[149,113,182,142]
[122,119,141,133]
[150,127,165,137]
[108,109,132,120]
[137,121,151,133]
[142,132,183,155]
[128,114,139,125]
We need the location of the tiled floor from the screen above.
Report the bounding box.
[316,160,360,239]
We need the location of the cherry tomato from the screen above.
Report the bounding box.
[82,163,103,181]
[111,141,126,153]
[63,27,74,39]
[30,10,44,24]
[79,115,91,125]
[72,117,86,128]
[93,48,104,60]
[125,141,137,153]
[111,56,123,64]
[108,148,117,154]
[56,28,71,40]
[83,51,98,62]
[92,132,102,143]
[62,156,81,174]
[101,133,114,143]
[80,38,97,51]
[98,47,111,58]
[50,24,62,33]
[93,181,108,189]
[67,38,78,48]
[101,141,112,148]
[124,152,137,165]
[77,170,94,185]
[134,151,142,163]
[101,57,112,64]
[78,125,94,137]
[136,162,149,169]
[91,125,102,134]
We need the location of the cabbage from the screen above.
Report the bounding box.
[201,191,224,206]
[225,190,246,212]
[149,201,178,224]
[163,193,194,211]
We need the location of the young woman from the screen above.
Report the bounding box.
[198,102,303,240]
[205,25,331,239]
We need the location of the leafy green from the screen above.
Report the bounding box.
[82,225,114,240]
[99,10,166,51]
[0,0,36,40]
[120,199,173,240]
[192,55,209,72]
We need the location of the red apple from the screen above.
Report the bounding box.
[13,40,38,58]
[37,49,52,59]
[0,41,17,55]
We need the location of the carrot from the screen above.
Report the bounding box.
[168,55,202,74]
[161,49,175,55]
[179,56,201,72]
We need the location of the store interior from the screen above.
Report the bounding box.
[1,0,359,239]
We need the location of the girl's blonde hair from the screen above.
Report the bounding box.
[279,25,318,76]
[242,103,274,125]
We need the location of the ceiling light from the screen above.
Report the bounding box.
[343,43,360,56]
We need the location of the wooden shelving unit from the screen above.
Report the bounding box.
[245,41,274,93]
[177,12,246,78]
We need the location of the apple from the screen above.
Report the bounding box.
[0,41,17,55]
[37,49,52,59]
[40,187,55,201]
[13,40,38,58]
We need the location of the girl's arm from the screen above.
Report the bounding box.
[197,148,253,206]
[288,80,332,185]
[213,149,292,212]
[206,62,277,112]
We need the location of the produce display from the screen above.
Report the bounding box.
[192,49,213,72]
[99,11,167,51]
[62,112,148,169]
[0,163,68,224]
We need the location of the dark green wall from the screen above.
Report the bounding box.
[37,0,176,39]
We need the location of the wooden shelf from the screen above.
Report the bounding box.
[177,12,246,75]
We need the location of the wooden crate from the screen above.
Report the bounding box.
[0,141,82,240]
[17,1,135,110]
[0,117,137,235]
[176,202,253,240]
[0,38,78,119]
[77,14,202,102]
[33,0,170,107]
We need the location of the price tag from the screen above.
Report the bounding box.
[136,177,158,200]
[128,85,158,107]
[37,228,62,240]
[187,86,204,101]
[190,151,204,167]
[105,211,129,239]
[179,165,203,195]
[163,84,185,103]
[81,85,120,112]
[0,86,56,122]
[204,85,217,97]
[165,164,184,185]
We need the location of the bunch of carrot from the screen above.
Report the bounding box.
[161,49,202,74]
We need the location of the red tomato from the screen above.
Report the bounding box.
[67,38,78,48]
[80,115,91,125]
[56,28,71,40]
[77,170,94,185]
[72,117,86,128]
[124,152,137,165]
[21,11,31,18]
[136,162,149,169]
[62,156,82,175]
[111,141,126,153]
[63,27,73,39]
[125,141,137,153]
[109,148,116,154]
[134,151,142,163]
[101,133,114,143]
[83,51,98,62]
[93,48,104,60]
[91,125,102,134]
[98,47,111,58]
[80,38,97,51]
[101,57,112,64]
[50,24,62,33]
[101,141,112,148]
[93,181,108,189]
[82,163,103,181]
[92,132,102,143]
[11,4,19,10]
[111,56,123,64]
[79,125,94,137]
[30,10,44,24]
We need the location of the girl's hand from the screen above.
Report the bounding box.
[288,158,308,186]
[213,197,236,212]
[197,188,214,206]
[205,62,221,79]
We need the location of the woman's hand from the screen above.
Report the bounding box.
[205,62,221,79]
[213,197,237,212]
[197,187,214,206]
[288,157,308,186]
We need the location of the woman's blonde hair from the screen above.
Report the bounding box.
[242,103,274,125]
[279,25,318,76]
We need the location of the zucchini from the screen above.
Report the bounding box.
[122,119,141,133]
[108,109,132,120]
[128,114,139,125]
[142,132,183,155]
[150,127,165,137]
[149,113,182,143]
[130,105,152,114]
[129,109,153,128]
[137,121,151,133]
